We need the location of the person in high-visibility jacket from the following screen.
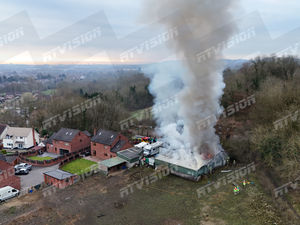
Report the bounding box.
[243,180,246,187]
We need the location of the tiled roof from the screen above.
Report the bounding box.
[0,124,7,136]
[110,140,126,153]
[6,127,32,137]
[83,130,91,137]
[46,132,57,144]
[52,128,80,142]
[91,129,118,146]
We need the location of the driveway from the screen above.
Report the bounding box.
[17,164,59,190]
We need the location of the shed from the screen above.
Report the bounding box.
[99,157,127,173]
[43,169,76,189]
[117,147,143,164]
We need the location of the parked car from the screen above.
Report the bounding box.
[84,150,91,156]
[0,186,19,202]
[14,163,32,171]
[15,168,29,175]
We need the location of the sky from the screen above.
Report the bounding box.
[0,0,299,64]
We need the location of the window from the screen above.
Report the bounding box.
[93,143,96,146]
[80,139,82,142]
[104,153,108,156]
[20,137,23,139]
[93,151,96,156]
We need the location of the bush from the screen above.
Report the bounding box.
[1,149,7,154]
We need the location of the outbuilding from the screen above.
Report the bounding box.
[99,157,127,174]
[43,169,76,189]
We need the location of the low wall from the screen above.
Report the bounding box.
[18,149,85,167]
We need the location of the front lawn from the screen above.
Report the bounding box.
[28,156,53,161]
[61,158,97,175]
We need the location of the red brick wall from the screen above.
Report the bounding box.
[91,134,132,160]
[70,132,91,152]
[50,131,91,155]
[0,161,21,190]
[44,174,75,189]
[46,143,55,154]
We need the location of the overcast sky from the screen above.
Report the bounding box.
[0,0,299,64]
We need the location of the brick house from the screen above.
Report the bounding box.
[45,132,57,153]
[43,169,76,189]
[0,155,21,190]
[91,129,132,160]
[47,128,91,155]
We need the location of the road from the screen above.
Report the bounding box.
[17,164,59,190]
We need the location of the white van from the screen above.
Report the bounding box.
[0,186,19,202]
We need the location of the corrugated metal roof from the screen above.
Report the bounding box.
[99,157,126,168]
[117,147,143,162]
[44,169,75,180]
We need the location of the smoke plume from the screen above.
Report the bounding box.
[144,0,237,168]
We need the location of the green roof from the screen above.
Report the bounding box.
[99,157,127,168]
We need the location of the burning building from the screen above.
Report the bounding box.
[143,0,237,179]
[155,146,228,181]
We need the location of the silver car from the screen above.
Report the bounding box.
[14,163,32,171]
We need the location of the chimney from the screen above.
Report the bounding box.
[32,128,36,146]
[94,128,97,136]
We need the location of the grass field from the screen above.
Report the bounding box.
[28,156,53,161]
[0,166,296,225]
[42,89,56,96]
[61,158,97,175]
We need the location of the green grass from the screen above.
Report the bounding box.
[105,167,284,225]
[28,156,53,161]
[42,89,56,96]
[61,158,97,175]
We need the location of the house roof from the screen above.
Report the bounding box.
[91,129,118,146]
[4,155,17,164]
[0,153,6,162]
[44,169,75,180]
[99,156,126,168]
[6,127,33,137]
[0,124,7,136]
[46,132,57,144]
[53,128,80,143]
[110,140,127,153]
[83,130,91,137]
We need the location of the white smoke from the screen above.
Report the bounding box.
[143,0,237,168]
